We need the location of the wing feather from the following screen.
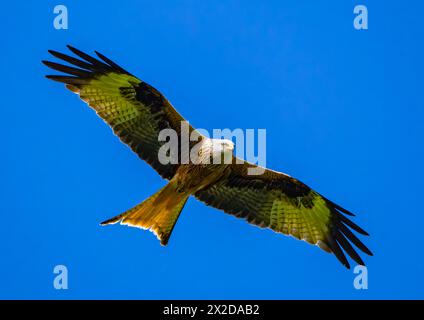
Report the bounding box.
[44,46,200,179]
[195,160,372,268]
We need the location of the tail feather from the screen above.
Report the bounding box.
[101,182,189,245]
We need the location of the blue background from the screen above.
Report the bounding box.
[1,1,423,299]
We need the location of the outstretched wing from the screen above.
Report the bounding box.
[43,45,199,180]
[195,160,372,268]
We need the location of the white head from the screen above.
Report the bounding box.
[197,138,235,164]
[211,139,234,153]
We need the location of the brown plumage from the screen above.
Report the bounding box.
[43,46,373,269]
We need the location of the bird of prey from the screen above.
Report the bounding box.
[43,46,372,268]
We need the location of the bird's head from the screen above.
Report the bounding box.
[198,138,234,164]
[214,139,235,153]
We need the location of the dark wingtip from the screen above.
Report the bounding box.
[66,44,76,54]
[337,222,373,256]
[65,45,111,70]
[323,197,355,216]
[360,245,373,257]
[94,50,131,75]
[335,232,365,266]
[336,204,355,216]
[45,75,66,83]
[327,236,351,269]
[340,258,351,269]
[335,211,369,236]
[66,45,81,56]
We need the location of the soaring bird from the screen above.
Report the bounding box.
[43,46,372,268]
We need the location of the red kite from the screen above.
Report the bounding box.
[43,46,372,268]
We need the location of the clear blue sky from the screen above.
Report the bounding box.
[1,1,423,299]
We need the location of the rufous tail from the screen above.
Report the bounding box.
[100,181,189,245]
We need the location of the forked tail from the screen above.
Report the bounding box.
[100,181,189,245]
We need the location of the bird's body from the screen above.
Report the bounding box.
[101,137,233,245]
[43,46,373,268]
[174,138,234,193]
